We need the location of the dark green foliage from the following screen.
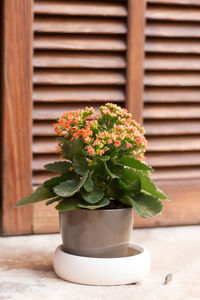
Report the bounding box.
[55,198,80,211]
[13,185,55,207]
[132,192,163,218]
[53,171,88,197]
[81,187,104,204]
[135,171,168,200]
[44,161,71,173]
[73,155,88,176]
[77,197,110,210]
[45,196,62,206]
[68,138,84,158]
[14,150,167,218]
[83,172,94,192]
[119,155,153,171]
[44,173,71,190]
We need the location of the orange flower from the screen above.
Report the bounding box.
[114,140,121,147]
[99,150,104,156]
[126,143,132,149]
[136,137,141,143]
[54,123,62,136]
[87,147,95,156]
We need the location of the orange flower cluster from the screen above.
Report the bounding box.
[54,103,147,160]
[54,107,94,143]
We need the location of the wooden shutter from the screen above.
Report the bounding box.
[134,0,200,227]
[32,0,131,232]
[2,0,199,235]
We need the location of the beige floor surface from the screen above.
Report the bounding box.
[0,226,199,300]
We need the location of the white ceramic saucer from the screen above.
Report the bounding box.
[53,243,151,285]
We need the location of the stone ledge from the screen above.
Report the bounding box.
[0,226,199,300]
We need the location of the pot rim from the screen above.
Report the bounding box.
[59,207,134,213]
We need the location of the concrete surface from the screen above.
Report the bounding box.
[0,226,199,300]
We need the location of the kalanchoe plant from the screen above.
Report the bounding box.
[14,103,168,218]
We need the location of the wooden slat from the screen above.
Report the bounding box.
[144,87,200,103]
[2,0,33,236]
[147,0,200,5]
[144,120,200,135]
[145,72,200,86]
[34,69,126,85]
[126,0,145,124]
[145,38,200,54]
[146,22,200,38]
[33,138,56,154]
[34,0,127,17]
[33,86,125,102]
[33,122,55,136]
[34,52,126,69]
[147,152,200,167]
[145,54,200,70]
[32,155,58,171]
[144,104,200,119]
[34,17,126,34]
[150,167,200,181]
[33,103,100,120]
[146,5,200,21]
[135,179,200,228]
[34,35,126,51]
[148,136,200,151]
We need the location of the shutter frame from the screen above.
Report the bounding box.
[1,0,33,235]
[126,0,146,125]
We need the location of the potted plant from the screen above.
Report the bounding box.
[14,103,168,258]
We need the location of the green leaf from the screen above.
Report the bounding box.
[55,198,80,211]
[116,178,128,191]
[115,167,141,193]
[135,171,168,200]
[83,172,94,192]
[78,197,110,210]
[119,155,153,171]
[122,167,138,184]
[81,187,104,204]
[107,181,124,199]
[44,161,71,173]
[103,161,119,179]
[119,195,134,207]
[13,186,55,207]
[115,178,141,193]
[92,161,107,182]
[53,171,88,197]
[69,138,84,157]
[110,163,124,178]
[45,196,62,206]
[132,192,163,218]
[73,155,88,176]
[44,173,71,189]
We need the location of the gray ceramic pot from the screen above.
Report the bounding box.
[59,208,134,258]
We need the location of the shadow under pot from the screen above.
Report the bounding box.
[59,208,134,258]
